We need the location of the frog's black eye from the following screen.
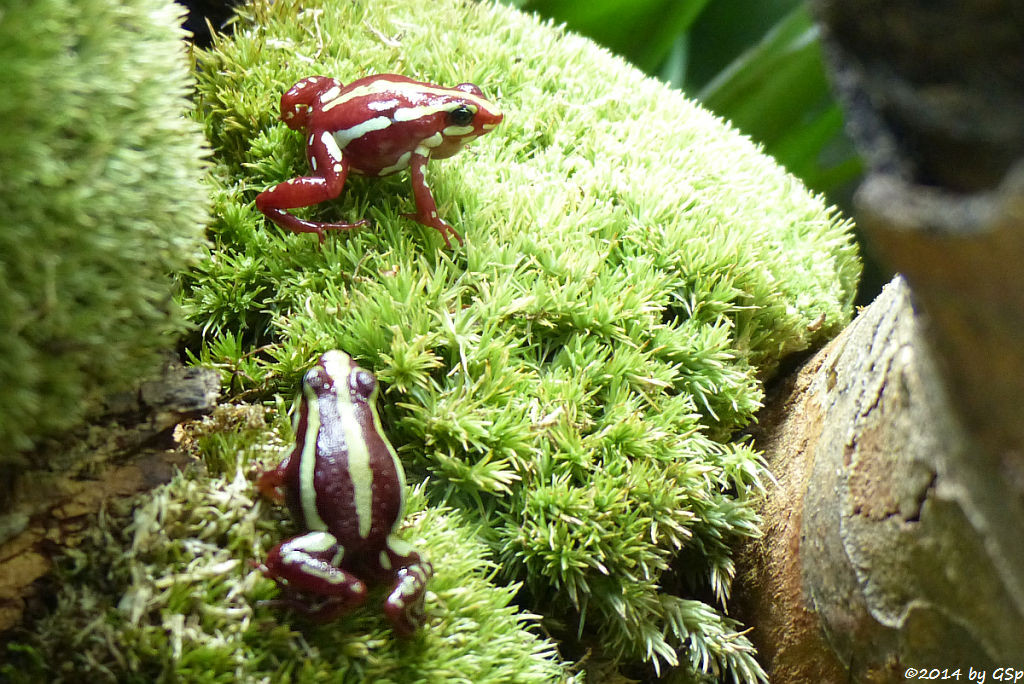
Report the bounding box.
[305,368,327,392]
[447,104,476,127]
[353,370,377,398]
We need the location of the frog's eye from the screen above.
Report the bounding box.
[353,370,377,398]
[447,104,476,127]
[305,367,327,392]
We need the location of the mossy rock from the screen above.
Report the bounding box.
[187,0,858,679]
[0,0,209,456]
[4,0,860,681]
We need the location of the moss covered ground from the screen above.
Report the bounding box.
[2,0,859,681]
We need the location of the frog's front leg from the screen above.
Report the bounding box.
[255,461,289,503]
[260,531,368,621]
[403,153,463,248]
[255,133,368,243]
[381,536,434,637]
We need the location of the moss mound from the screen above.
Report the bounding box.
[2,455,574,683]
[183,0,858,679]
[0,0,209,455]
[4,0,859,681]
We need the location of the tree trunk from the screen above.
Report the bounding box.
[732,1,1024,679]
[736,275,1024,681]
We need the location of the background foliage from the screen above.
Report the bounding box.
[510,0,862,201]
[0,0,209,456]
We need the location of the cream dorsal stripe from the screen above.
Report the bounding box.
[321,79,497,115]
[298,384,328,532]
[321,352,375,539]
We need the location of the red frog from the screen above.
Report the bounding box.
[255,74,503,248]
[257,350,432,635]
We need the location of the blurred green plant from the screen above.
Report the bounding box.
[511,0,862,197]
[0,0,209,457]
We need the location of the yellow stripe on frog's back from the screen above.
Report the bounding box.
[321,79,496,116]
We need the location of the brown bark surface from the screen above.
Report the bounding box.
[0,364,220,633]
[736,277,1024,682]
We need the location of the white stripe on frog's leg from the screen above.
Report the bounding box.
[321,131,345,161]
[282,531,338,555]
[318,85,341,104]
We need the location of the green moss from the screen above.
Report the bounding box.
[0,0,209,455]
[177,0,858,680]
[2,455,574,683]
[5,0,859,680]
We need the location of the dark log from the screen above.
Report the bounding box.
[736,277,1024,681]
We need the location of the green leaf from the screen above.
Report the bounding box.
[696,4,861,192]
[521,0,710,72]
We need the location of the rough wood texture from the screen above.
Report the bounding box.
[771,4,1024,676]
[736,277,1024,681]
[0,363,219,633]
[856,168,1024,501]
[810,0,1024,477]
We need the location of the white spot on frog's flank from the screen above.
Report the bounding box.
[310,156,318,171]
[308,134,315,146]
[430,211,437,219]
[333,116,392,148]
[379,151,412,176]
[333,163,343,173]
[442,124,475,137]
[420,132,443,148]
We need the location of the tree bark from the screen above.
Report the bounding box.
[733,2,1024,679]
[0,363,220,633]
[736,276,1024,681]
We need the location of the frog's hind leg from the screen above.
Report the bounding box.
[259,532,368,619]
[279,76,342,130]
[255,141,369,243]
[381,536,433,637]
